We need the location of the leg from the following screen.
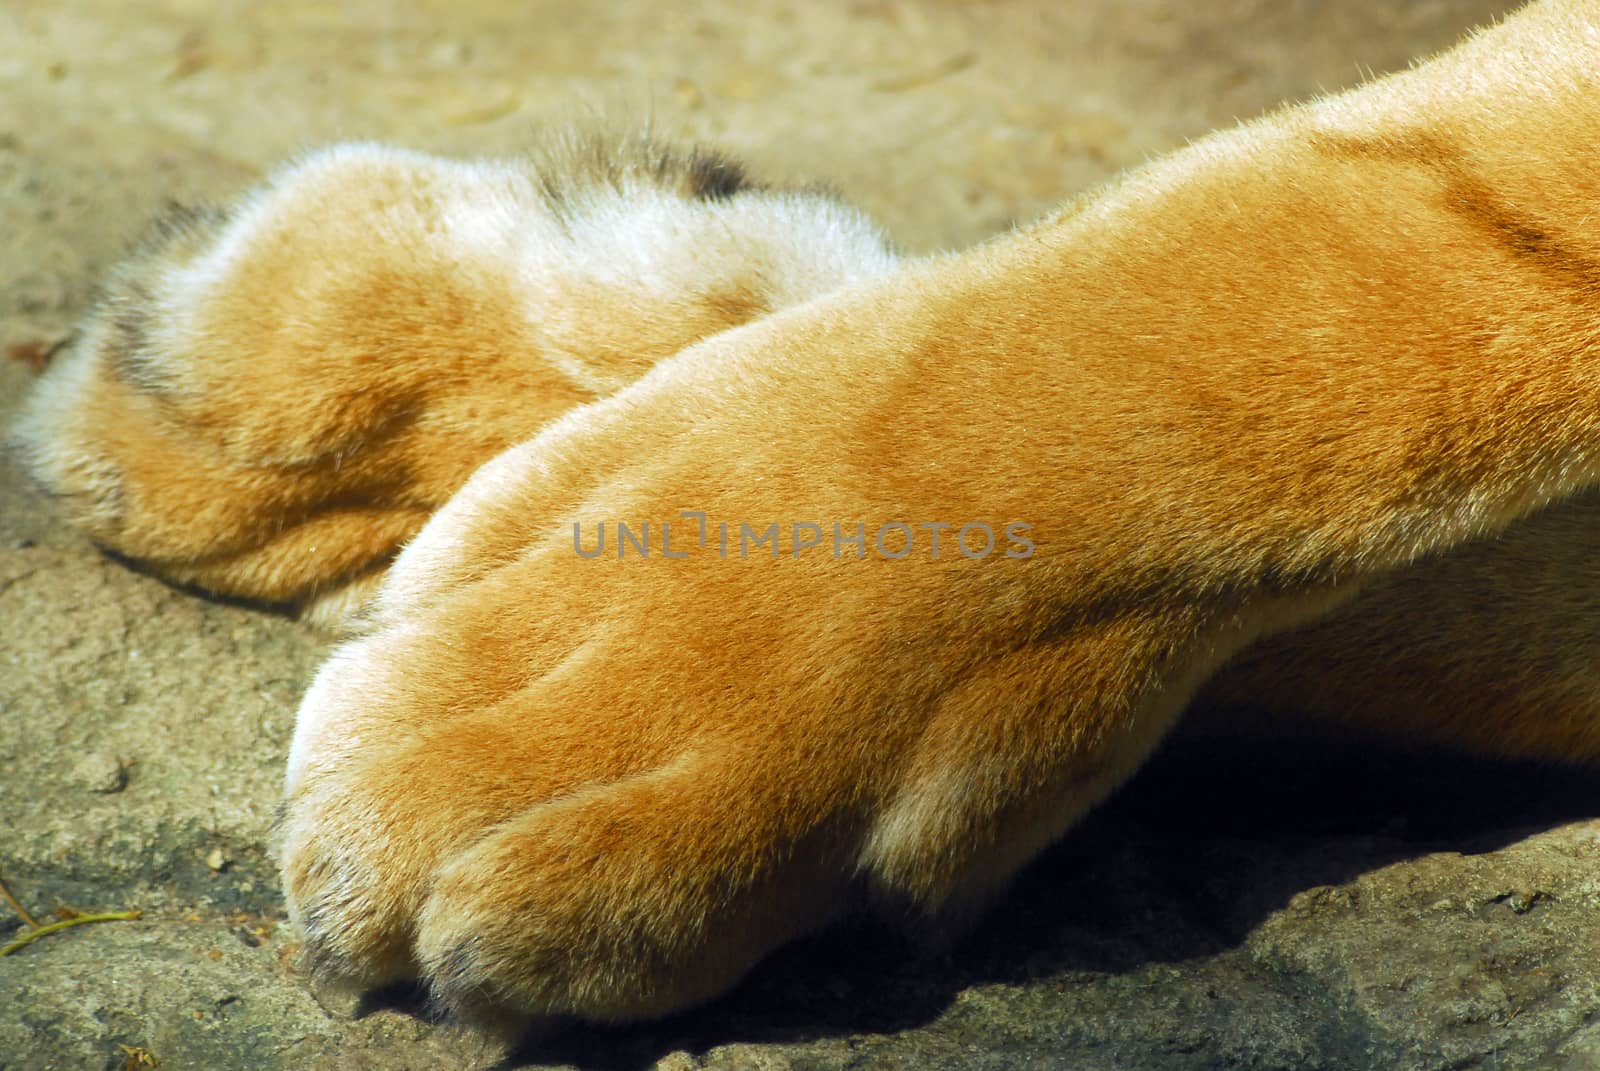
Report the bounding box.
[282,0,1600,1033]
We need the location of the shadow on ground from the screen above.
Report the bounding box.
[477,735,1600,1069]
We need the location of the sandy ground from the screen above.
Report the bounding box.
[5,1,1600,1069]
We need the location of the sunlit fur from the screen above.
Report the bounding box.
[13,134,897,625]
[13,0,1600,1040]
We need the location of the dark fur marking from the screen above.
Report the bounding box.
[679,146,749,200]
[103,291,165,394]
[1446,172,1600,292]
[103,201,231,397]
[701,283,772,325]
[533,131,762,224]
[134,200,231,259]
[429,937,482,991]
[424,936,536,1039]
[1310,128,1600,292]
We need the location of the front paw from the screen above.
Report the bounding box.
[274,250,1142,1032]
[8,172,444,615]
[13,136,896,624]
[280,642,856,1032]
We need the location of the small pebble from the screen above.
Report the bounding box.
[74,751,127,794]
[653,1054,701,1071]
[308,981,363,1020]
[205,846,231,872]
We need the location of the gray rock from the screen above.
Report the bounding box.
[71,752,127,795]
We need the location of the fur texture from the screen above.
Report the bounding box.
[13,134,897,624]
[12,0,1600,1040]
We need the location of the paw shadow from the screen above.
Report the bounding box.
[506,724,1600,1070]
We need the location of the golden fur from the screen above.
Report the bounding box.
[12,0,1600,1039]
[14,135,896,624]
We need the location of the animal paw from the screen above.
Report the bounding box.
[11,135,895,623]
[272,272,1156,1033]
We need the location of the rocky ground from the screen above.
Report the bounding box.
[4,0,1598,1068]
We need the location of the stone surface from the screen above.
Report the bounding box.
[6,1,1598,1069]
